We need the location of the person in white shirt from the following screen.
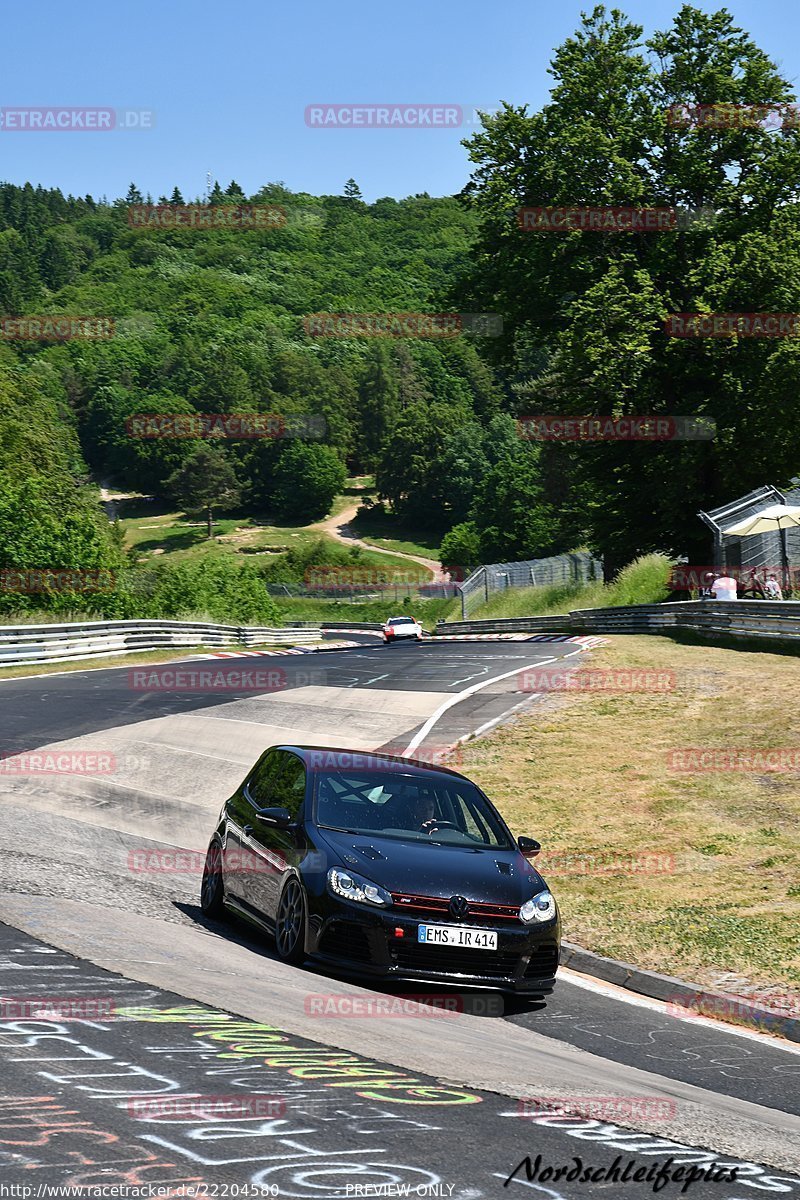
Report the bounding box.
[764,573,784,600]
[712,573,738,600]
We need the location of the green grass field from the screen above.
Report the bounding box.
[117,501,424,579]
[348,511,443,561]
[458,633,800,1001]
[464,553,672,620]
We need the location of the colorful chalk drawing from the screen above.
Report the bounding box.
[115,1006,482,1105]
[3,934,800,1199]
[0,940,459,1197]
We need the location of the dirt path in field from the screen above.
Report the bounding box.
[313,502,444,581]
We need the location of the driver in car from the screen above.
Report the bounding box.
[405,793,442,834]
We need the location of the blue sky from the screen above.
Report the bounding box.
[1,0,798,203]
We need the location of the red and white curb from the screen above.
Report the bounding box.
[431,633,607,647]
[430,632,534,642]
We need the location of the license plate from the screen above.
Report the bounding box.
[417,924,497,950]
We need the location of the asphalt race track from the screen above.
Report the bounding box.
[0,923,794,1199]
[1,636,799,1197]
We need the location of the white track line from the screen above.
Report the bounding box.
[400,646,583,756]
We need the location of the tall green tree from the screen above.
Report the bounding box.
[271,442,346,522]
[165,444,241,538]
[470,447,556,562]
[460,4,800,571]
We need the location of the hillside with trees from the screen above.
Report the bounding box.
[2,4,800,620]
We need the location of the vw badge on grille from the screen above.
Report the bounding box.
[449,895,470,919]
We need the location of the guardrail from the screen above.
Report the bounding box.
[434,615,568,635]
[437,600,800,644]
[571,599,800,642]
[320,621,384,632]
[0,619,323,667]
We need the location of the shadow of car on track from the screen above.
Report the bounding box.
[173,900,549,1020]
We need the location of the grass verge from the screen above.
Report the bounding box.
[466,553,672,620]
[349,511,444,561]
[275,596,460,626]
[456,633,800,999]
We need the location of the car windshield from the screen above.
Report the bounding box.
[313,769,512,849]
[388,618,414,625]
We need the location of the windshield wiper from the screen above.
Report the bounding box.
[320,825,369,835]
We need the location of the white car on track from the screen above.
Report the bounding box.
[382,615,424,644]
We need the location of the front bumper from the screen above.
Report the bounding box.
[310,905,559,993]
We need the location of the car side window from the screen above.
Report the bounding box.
[450,788,502,846]
[248,749,306,817]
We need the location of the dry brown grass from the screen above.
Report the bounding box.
[457,635,800,1000]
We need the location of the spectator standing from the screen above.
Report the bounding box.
[764,573,784,600]
[712,571,738,601]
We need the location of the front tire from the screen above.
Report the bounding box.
[200,838,226,918]
[275,878,307,965]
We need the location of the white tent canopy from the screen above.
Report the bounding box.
[722,504,800,537]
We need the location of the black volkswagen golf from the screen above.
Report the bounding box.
[200,745,560,995]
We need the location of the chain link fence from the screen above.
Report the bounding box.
[699,482,800,572]
[457,551,603,619]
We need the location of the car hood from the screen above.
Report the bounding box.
[316,826,547,904]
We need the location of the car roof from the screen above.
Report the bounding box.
[273,744,470,782]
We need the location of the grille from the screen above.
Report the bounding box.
[391,941,520,980]
[524,943,559,978]
[391,892,520,924]
[318,921,374,964]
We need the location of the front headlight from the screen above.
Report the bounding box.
[327,867,392,907]
[519,889,556,924]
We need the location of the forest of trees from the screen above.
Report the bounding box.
[2,4,800,617]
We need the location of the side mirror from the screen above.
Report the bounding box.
[517,836,541,859]
[256,806,294,829]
